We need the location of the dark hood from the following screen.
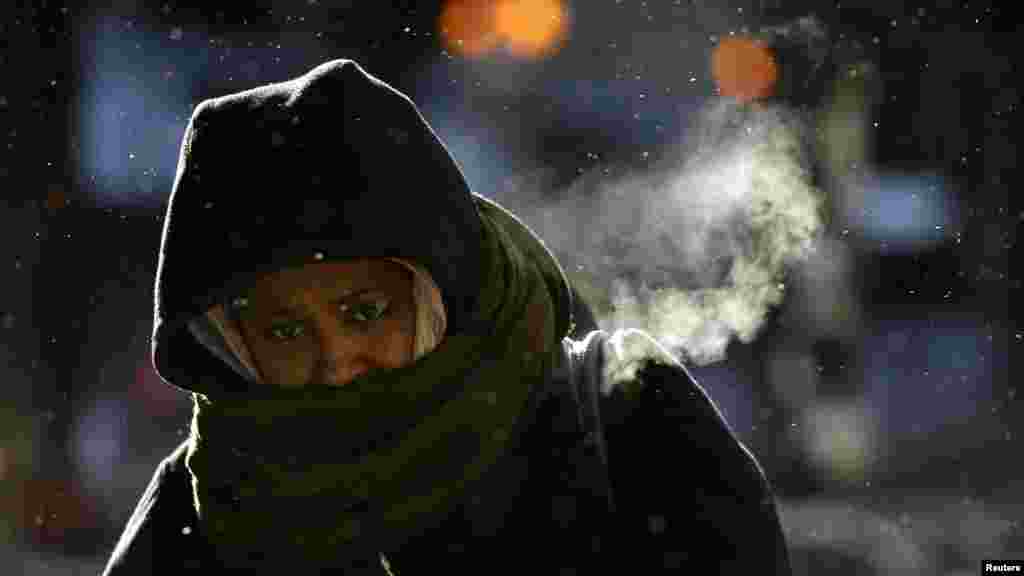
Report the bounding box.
[151,59,573,395]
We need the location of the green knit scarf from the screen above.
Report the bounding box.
[185,200,560,569]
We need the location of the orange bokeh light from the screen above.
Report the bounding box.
[494,0,570,58]
[711,36,778,103]
[438,0,570,60]
[19,479,98,545]
[439,0,501,58]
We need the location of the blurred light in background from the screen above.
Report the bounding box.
[843,172,957,252]
[799,399,877,483]
[439,0,500,58]
[77,16,195,208]
[73,398,124,489]
[494,0,570,59]
[77,15,324,208]
[19,478,99,549]
[767,314,999,488]
[711,36,778,103]
[439,0,570,60]
[865,318,997,458]
[71,395,137,548]
[821,61,875,184]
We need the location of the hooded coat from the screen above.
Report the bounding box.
[101,59,791,574]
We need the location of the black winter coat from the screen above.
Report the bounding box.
[101,331,791,574]
[108,58,790,574]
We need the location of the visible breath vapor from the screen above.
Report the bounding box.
[505,100,825,378]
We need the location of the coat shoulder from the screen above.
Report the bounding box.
[101,440,207,575]
[597,328,769,491]
[591,329,791,572]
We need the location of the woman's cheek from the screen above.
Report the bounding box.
[381,320,415,365]
[265,347,316,387]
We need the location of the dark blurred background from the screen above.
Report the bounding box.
[0,1,1016,574]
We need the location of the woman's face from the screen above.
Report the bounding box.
[235,259,416,388]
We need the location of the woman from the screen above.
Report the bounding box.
[102,59,791,574]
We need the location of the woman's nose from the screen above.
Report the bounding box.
[313,319,370,386]
[321,359,369,387]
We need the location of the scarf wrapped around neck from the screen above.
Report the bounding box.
[185,200,561,570]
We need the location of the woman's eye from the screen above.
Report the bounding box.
[265,299,389,340]
[269,323,304,341]
[344,300,389,324]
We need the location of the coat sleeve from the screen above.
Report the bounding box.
[599,331,791,574]
[101,441,208,575]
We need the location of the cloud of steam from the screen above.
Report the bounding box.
[634,102,823,364]
[505,99,825,376]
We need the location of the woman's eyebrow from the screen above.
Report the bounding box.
[269,287,380,317]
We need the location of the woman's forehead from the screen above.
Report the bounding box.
[249,258,412,301]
